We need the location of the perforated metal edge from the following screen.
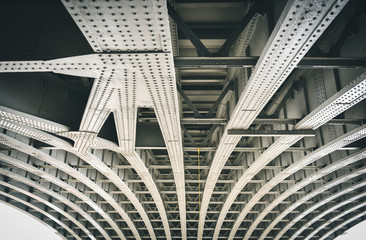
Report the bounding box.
[199,1,350,237]
[0,108,156,240]
[212,58,364,239]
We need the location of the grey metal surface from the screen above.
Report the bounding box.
[0,0,365,239]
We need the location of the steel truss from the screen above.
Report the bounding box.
[0,0,365,239]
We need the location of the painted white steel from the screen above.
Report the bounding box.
[0,110,157,240]
[315,204,366,240]
[200,1,350,238]
[0,181,96,240]
[213,70,365,239]
[0,168,110,240]
[250,149,366,240]
[0,192,81,240]
[228,124,366,240]
[0,134,129,240]
[277,180,366,240]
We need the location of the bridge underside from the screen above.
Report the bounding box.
[0,0,366,240]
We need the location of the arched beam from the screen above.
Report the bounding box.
[246,148,366,239]
[268,173,366,239]
[308,202,366,240]
[288,187,366,240]
[0,108,158,239]
[227,124,366,240]
[199,0,350,238]
[0,138,128,240]
[279,182,366,240]
[0,168,110,240]
[319,216,366,240]
[0,180,94,239]
[213,69,366,239]
[0,191,80,240]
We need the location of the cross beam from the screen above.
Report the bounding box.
[174,56,366,68]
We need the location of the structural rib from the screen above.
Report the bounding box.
[0,180,96,240]
[286,185,366,240]
[0,134,131,240]
[250,149,366,240]
[0,191,81,240]
[0,107,157,239]
[318,211,366,240]
[228,124,366,240]
[0,168,110,240]
[199,0,350,238]
[213,66,365,238]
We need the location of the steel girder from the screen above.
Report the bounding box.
[0,107,159,239]
[318,211,366,240]
[197,0,350,238]
[0,0,185,238]
[173,56,366,68]
[249,148,366,240]
[0,191,81,239]
[213,68,366,239]
[0,180,94,239]
[0,0,366,239]
[307,201,366,240]
[227,124,366,240]
[285,185,366,240]
[0,134,132,239]
[0,168,109,239]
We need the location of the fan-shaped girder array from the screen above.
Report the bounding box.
[198,0,351,237]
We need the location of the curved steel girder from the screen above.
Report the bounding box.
[0,136,128,240]
[319,213,366,240]
[0,168,110,240]
[0,180,94,240]
[60,0,185,236]
[226,124,366,240]
[213,67,366,239]
[287,187,366,240]
[0,105,70,133]
[245,148,366,240]
[0,191,81,240]
[0,109,159,240]
[268,173,366,240]
[279,181,366,240]
[199,0,350,238]
[307,201,366,240]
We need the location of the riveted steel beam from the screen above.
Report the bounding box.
[213,71,366,240]
[228,124,366,240]
[0,193,79,239]
[173,56,366,68]
[0,169,110,240]
[167,3,211,57]
[252,148,366,240]
[227,129,315,136]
